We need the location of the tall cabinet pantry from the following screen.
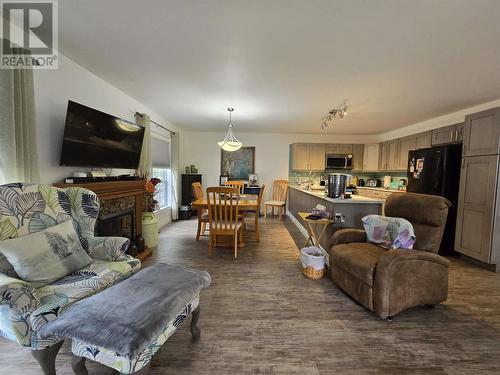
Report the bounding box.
[455,107,500,271]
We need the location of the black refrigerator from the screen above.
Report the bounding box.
[407,144,462,255]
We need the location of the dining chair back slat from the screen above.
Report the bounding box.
[223,180,245,194]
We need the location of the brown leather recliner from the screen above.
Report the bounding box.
[328,192,451,319]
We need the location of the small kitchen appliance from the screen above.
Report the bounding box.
[328,173,349,198]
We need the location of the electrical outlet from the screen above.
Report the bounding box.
[334,213,344,223]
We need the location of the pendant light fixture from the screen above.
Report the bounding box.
[218,107,242,152]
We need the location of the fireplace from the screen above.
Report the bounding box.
[97,209,135,242]
[96,196,137,255]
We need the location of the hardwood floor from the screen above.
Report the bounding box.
[1,217,500,374]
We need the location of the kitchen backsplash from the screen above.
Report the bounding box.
[289,170,407,186]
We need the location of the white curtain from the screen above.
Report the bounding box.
[135,112,152,178]
[0,45,39,184]
[170,132,180,220]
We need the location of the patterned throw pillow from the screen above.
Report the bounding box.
[0,220,93,287]
[362,214,416,249]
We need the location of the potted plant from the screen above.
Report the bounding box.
[142,177,161,248]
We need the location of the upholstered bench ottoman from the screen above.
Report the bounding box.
[40,263,211,374]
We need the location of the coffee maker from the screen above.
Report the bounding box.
[328,173,349,198]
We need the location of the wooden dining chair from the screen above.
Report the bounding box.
[192,182,209,241]
[264,180,289,220]
[242,184,265,241]
[223,180,245,194]
[206,187,244,258]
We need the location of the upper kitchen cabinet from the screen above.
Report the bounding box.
[387,140,400,170]
[378,142,389,171]
[363,143,379,171]
[397,136,416,170]
[431,123,464,146]
[325,144,353,155]
[290,143,325,171]
[463,107,500,157]
[415,131,432,150]
[352,144,364,171]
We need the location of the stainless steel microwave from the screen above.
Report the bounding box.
[326,154,353,170]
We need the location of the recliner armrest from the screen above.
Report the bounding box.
[0,273,40,347]
[84,236,130,261]
[373,249,450,318]
[377,249,450,271]
[330,229,367,247]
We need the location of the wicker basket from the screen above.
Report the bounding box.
[300,264,325,279]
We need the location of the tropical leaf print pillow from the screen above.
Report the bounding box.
[0,220,93,287]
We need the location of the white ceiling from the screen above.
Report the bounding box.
[58,0,500,134]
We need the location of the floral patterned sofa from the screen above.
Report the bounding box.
[0,183,141,354]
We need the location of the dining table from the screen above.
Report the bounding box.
[191,194,261,242]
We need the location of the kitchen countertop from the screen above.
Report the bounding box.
[356,186,406,193]
[289,185,384,204]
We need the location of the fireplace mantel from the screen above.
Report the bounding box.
[54,180,152,261]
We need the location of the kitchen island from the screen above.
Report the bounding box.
[287,185,384,250]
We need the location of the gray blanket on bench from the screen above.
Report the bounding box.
[40,263,211,359]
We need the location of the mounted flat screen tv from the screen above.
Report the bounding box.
[60,101,145,169]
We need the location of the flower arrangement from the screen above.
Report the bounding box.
[144,177,162,212]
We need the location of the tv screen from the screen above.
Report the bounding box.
[60,101,145,169]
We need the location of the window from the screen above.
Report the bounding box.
[151,130,171,210]
[152,167,171,210]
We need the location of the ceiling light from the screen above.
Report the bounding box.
[218,108,242,152]
[320,100,348,130]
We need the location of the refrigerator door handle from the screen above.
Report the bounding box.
[434,155,443,190]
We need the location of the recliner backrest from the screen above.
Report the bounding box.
[385,192,451,253]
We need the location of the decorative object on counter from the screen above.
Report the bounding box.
[299,211,332,248]
[320,100,348,130]
[185,166,191,174]
[299,246,327,279]
[218,107,242,151]
[190,164,197,173]
[383,175,391,188]
[248,173,259,186]
[399,178,408,190]
[221,146,255,179]
[219,175,229,185]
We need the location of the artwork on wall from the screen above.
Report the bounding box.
[220,147,255,180]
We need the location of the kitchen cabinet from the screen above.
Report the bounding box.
[463,107,500,157]
[309,143,326,170]
[291,143,325,171]
[363,143,379,171]
[378,142,389,171]
[378,140,400,171]
[397,136,416,170]
[431,123,464,146]
[455,155,499,264]
[325,144,353,155]
[387,140,400,170]
[415,131,432,150]
[352,144,364,171]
